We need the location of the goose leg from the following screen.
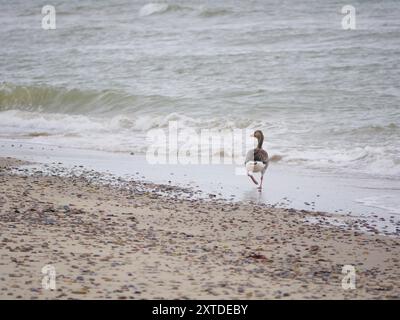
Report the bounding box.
[247,173,258,185]
[257,175,264,191]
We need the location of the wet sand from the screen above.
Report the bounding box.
[0,156,399,299]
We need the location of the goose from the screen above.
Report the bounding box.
[245,130,269,191]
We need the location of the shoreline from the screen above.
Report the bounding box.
[0,156,399,299]
[1,139,399,235]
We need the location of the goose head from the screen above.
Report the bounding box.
[251,130,264,148]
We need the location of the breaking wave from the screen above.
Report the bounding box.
[138,3,232,17]
[0,83,171,115]
[139,3,172,16]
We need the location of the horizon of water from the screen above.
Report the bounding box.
[0,0,400,182]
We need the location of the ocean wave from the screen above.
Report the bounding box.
[330,123,399,136]
[138,3,192,17]
[0,109,147,153]
[138,3,232,18]
[199,7,232,17]
[281,145,400,178]
[356,195,400,214]
[0,108,260,135]
[0,83,169,115]
[139,3,170,16]
[0,109,264,156]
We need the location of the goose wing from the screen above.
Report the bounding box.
[254,148,268,164]
[245,148,269,164]
[245,149,254,164]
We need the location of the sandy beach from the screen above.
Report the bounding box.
[0,156,399,299]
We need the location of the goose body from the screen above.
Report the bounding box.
[245,130,269,191]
